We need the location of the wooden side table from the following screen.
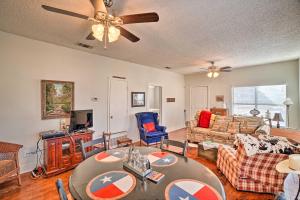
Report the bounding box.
[117,137,132,147]
[210,108,228,116]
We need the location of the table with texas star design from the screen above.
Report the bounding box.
[69,147,226,200]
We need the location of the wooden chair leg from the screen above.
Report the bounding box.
[17,173,21,186]
[16,152,21,186]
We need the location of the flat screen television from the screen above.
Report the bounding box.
[69,109,93,133]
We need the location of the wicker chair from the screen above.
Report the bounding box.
[0,141,23,185]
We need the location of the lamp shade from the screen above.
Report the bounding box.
[273,113,284,122]
[283,98,293,106]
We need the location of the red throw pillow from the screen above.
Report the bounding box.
[198,110,212,128]
[143,122,156,132]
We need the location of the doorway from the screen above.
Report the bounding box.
[148,85,162,123]
[190,86,209,120]
[108,78,128,133]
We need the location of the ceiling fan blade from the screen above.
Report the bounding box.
[86,32,95,40]
[199,68,208,71]
[120,27,140,42]
[90,0,107,14]
[220,66,233,72]
[120,13,159,24]
[41,5,89,20]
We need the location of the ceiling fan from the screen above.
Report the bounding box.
[41,0,159,48]
[199,61,233,78]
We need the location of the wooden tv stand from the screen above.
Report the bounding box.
[43,131,93,176]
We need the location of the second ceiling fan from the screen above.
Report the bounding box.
[42,0,159,48]
[199,61,233,78]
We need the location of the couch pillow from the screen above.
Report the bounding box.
[211,120,229,132]
[240,121,260,134]
[227,122,241,134]
[143,122,156,132]
[234,116,262,134]
[209,114,216,128]
[197,110,212,128]
[211,116,232,132]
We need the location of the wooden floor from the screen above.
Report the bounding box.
[0,129,281,200]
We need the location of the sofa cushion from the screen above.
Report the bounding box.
[240,121,260,134]
[211,116,232,132]
[0,160,15,177]
[227,122,241,134]
[146,131,167,138]
[209,131,232,140]
[198,110,212,128]
[234,116,262,134]
[191,127,210,134]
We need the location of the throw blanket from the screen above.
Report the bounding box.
[235,134,299,156]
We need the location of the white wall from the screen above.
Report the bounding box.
[185,60,300,129]
[0,31,185,173]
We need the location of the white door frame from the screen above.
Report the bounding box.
[189,85,209,120]
[107,77,128,132]
[147,83,163,123]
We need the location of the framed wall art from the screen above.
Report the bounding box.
[216,95,224,102]
[41,80,74,119]
[131,92,145,107]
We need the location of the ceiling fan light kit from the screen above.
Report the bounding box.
[201,61,232,78]
[207,71,220,78]
[91,19,121,43]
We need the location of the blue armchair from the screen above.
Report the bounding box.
[135,112,168,146]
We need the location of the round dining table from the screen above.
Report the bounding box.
[69,147,226,200]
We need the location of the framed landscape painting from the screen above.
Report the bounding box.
[41,80,74,120]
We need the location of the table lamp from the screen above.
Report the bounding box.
[272,113,284,128]
[283,97,293,128]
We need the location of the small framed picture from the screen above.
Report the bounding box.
[216,95,224,102]
[131,92,145,107]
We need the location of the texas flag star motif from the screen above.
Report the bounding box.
[179,197,189,200]
[95,151,124,162]
[147,152,178,167]
[100,176,112,184]
[86,171,136,200]
[165,179,221,200]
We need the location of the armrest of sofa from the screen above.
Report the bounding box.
[186,120,197,130]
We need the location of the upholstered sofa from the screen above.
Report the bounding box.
[186,110,269,145]
[217,143,288,194]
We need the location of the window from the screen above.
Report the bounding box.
[232,85,286,126]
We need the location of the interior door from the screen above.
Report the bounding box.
[109,78,128,133]
[190,86,208,120]
[148,85,162,123]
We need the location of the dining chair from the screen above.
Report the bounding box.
[160,136,188,156]
[102,132,111,150]
[80,137,106,160]
[56,179,68,200]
